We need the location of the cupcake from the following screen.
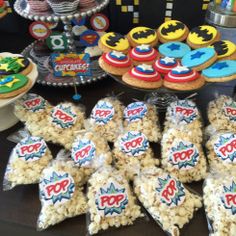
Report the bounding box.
[129,44,158,66]
[46,0,80,14]
[28,0,50,13]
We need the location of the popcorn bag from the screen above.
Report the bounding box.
[27,102,85,150]
[134,167,203,236]
[113,130,159,180]
[123,101,162,143]
[164,99,203,143]
[87,96,125,143]
[87,167,144,235]
[208,95,236,133]
[203,172,236,236]
[70,131,113,183]
[3,136,53,191]
[205,131,236,174]
[161,128,207,183]
[14,93,52,123]
[37,155,86,230]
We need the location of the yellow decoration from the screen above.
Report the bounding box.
[0,63,10,71]
[159,20,186,40]
[129,27,157,44]
[0,77,20,88]
[116,0,121,5]
[133,18,139,24]
[121,6,127,12]
[202,4,209,10]
[101,32,130,51]
[209,40,236,59]
[188,25,217,45]
[134,0,139,5]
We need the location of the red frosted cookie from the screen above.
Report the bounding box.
[99,51,133,76]
[122,64,162,89]
[154,57,180,76]
[129,44,158,66]
[164,66,205,91]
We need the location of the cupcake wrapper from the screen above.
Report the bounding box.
[28,1,50,11]
[46,0,80,14]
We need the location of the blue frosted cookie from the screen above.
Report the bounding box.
[202,60,236,82]
[158,42,191,59]
[181,48,217,71]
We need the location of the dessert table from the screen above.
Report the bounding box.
[0,76,235,236]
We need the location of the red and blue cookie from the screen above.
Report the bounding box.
[181,47,217,71]
[164,66,205,91]
[202,60,236,82]
[158,42,191,59]
[154,57,180,76]
[122,64,162,89]
[99,51,132,76]
[129,44,158,66]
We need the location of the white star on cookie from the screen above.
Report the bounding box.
[111,51,125,58]
[137,44,150,50]
[172,65,189,73]
[138,64,153,71]
[161,57,175,64]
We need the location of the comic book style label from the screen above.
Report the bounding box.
[124,102,147,123]
[22,93,46,112]
[223,101,236,122]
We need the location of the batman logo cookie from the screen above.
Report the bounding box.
[209,40,236,60]
[187,25,220,49]
[98,32,130,53]
[157,20,189,43]
[127,27,158,47]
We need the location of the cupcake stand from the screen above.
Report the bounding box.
[0,52,38,131]
[14,0,110,87]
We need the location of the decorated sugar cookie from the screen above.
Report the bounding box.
[129,44,158,66]
[157,20,189,43]
[202,60,236,82]
[122,64,162,89]
[187,25,220,49]
[209,40,236,60]
[0,74,31,98]
[164,66,205,91]
[0,56,33,76]
[99,51,132,76]
[158,42,191,59]
[98,32,130,53]
[181,47,217,71]
[154,57,180,75]
[127,27,158,47]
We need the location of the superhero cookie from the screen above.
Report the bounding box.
[181,47,217,71]
[187,25,220,49]
[202,60,236,82]
[122,64,162,89]
[99,51,132,76]
[209,40,236,60]
[159,42,191,59]
[129,44,158,66]
[157,20,189,43]
[164,66,205,91]
[98,32,130,53]
[0,74,31,99]
[127,27,158,47]
[0,56,33,76]
[154,57,180,76]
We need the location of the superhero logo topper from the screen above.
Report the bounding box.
[90,13,109,32]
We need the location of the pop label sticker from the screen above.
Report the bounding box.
[95,181,128,217]
[91,101,114,125]
[223,101,236,122]
[169,141,200,170]
[50,104,77,129]
[214,133,236,163]
[221,180,236,215]
[22,93,46,112]
[71,138,96,167]
[124,102,147,123]
[90,13,109,32]
[29,21,51,40]
[16,137,47,162]
[120,131,149,156]
[172,100,198,124]
[156,174,186,208]
[40,171,75,206]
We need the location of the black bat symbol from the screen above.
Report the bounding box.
[212,41,228,56]
[132,29,155,40]
[161,22,185,36]
[106,33,125,47]
[191,26,213,42]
